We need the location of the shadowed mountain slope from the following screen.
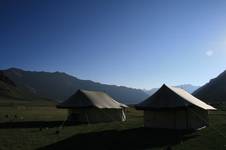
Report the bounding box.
[193,70,226,103]
[2,68,148,104]
[0,71,48,101]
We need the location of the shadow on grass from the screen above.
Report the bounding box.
[0,121,81,128]
[39,128,198,150]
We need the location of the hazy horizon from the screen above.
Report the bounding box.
[1,0,226,89]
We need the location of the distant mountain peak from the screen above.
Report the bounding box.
[7,67,24,72]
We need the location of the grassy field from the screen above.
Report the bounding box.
[0,101,226,150]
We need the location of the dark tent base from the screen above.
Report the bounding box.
[143,107,209,130]
[67,108,126,124]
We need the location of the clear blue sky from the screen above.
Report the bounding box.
[1,0,226,89]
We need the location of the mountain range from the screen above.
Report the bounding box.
[1,67,226,104]
[1,68,149,104]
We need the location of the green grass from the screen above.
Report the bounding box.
[0,102,225,150]
[173,110,226,150]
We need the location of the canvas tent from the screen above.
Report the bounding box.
[57,89,128,123]
[135,84,216,130]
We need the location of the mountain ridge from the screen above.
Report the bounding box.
[2,68,149,104]
[193,70,226,103]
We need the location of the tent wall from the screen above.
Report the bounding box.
[143,107,208,130]
[188,107,208,129]
[67,108,126,123]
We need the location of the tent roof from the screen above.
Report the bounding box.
[57,89,128,109]
[136,84,216,110]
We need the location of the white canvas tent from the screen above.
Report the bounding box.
[136,84,216,130]
[57,89,128,123]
